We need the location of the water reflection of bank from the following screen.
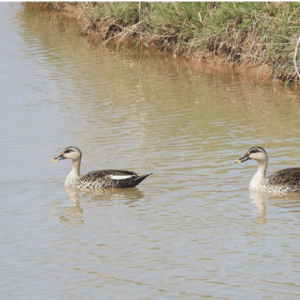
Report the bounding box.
[18,7,300,143]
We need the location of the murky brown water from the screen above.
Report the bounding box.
[1,3,300,299]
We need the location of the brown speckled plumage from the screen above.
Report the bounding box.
[78,170,151,189]
[268,168,300,191]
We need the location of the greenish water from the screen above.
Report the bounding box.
[1,3,300,300]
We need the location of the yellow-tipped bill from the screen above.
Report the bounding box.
[235,159,242,163]
[51,153,66,162]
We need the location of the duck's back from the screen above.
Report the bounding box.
[268,167,300,191]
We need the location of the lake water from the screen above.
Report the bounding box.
[1,3,300,299]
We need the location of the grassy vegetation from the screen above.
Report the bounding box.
[85,2,300,82]
[28,2,300,83]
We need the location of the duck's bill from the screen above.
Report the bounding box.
[235,154,250,163]
[51,154,65,162]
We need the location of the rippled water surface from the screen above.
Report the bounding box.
[1,3,300,299]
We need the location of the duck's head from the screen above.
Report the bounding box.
[51,146,82,162]
[235,146,267,164]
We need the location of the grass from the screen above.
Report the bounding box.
[27,2,300,83]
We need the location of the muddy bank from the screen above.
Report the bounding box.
[24,2,300,86]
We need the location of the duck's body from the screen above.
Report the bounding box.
[236,146,300,194]
[52,146,152,189]
[68,169,151,189]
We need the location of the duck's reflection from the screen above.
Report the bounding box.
[59,186,145,225]
[59,186,84,225]
[66,186,145,202]
[249,191,269,224]
[249,190,300,224]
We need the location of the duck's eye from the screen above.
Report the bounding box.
[251,149,259,154]
[65,149,73,154]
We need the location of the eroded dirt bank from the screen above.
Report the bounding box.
[25,2,300,86]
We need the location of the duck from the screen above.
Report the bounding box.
[235,146,300,194]
[51,146,152,189]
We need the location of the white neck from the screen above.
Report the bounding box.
[249,159,268,190]
[65,159,81,186]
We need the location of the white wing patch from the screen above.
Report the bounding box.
[110,175,134,180]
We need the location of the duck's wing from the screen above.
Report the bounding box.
[113,172,152,188]
[268,168,300,188]
[81,170,138,181]
[81,170,152,188]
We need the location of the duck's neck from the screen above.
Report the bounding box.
[250,159,268,190]
[65,159,81,186]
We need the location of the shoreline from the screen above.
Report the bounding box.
[25,2,300,86]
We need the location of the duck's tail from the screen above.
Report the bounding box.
[132,173,152,187]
